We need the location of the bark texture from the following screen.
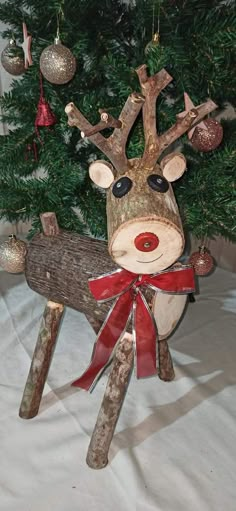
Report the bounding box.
[40,211,60,236]
[86,335,134,469]
[158,339,175,381]
[136,65,172,168]
[19,301,64,419]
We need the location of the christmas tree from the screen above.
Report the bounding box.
[0,0,235,241]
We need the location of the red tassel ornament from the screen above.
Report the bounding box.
[35,73,57,142]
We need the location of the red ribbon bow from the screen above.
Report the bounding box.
[72,265,195,391]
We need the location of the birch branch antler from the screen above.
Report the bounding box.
[65,92,145,174]
[136,64,172,168]
[136,64,218,167]
[158,99,217,155]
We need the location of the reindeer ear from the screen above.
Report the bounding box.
[89,160,116,189]
[160,152,187,182]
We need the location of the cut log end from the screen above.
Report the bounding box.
[89,160,115,189]
[86,451,108,470]
[65,102,75,114]
[161,153,187,182]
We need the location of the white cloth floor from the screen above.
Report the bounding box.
[0,267,236,511]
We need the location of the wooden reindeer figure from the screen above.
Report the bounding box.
[19,64,217,469]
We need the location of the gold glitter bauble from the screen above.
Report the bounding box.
[0,235,27,273]
[1,38,25,76]
[40,38,76,85]
[191,118,223,152]
[189,246,214,276]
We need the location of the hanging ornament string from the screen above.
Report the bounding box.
[56,6,63,42]
[151,1,155,39]
[151,1,160,43]
[145,1,160,54]
[159,2,186,94]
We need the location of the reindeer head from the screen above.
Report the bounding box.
[65,65,216,275]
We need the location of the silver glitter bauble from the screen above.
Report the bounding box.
[40,38,76,85]
[1,38,25,76]
[0,235,27,273]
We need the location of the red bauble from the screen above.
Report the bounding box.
[191,118,223,152]
[189,246,214,276]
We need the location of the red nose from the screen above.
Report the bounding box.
[134,232,159,252]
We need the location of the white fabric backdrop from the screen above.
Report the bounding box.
[0,266,236,510]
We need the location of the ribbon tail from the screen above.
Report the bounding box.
[133,292,158,379]
[72,291,133,391]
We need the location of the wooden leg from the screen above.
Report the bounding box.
[86,334,134,469]
[158,339,175,381]
[19,300,64,419]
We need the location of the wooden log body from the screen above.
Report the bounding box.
[25,232,115,333]
[107,158,184,274]
[25,231,187,341]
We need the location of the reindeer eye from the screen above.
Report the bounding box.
[112,177,133,198]
[147,174,169,193]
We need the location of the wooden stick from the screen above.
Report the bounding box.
[40,211,60,236]
[108,92,145,174]
[19,301,64,419]
[86,334,134,469]
[19,212,64,419]
[81,110,122,138]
